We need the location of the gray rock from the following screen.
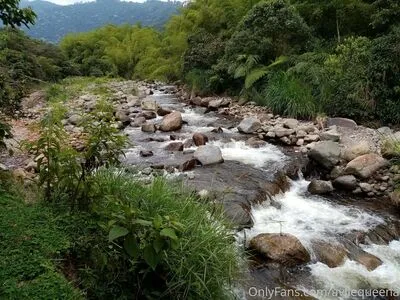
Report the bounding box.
[140,150,153,157]
[164,142,184,151]
[283,118,299,129]
[344,154,388,179]
[131,116,146,127]
[126,95,140,107]
[193,145,224,166]
[208,98,231,109]
[275,128,295,138]
[359,182,373,193]
[304,134,320,142]
[327,117,357,129]
[141,98,158,111]
[141,123,156,133]
[377,127,392,136]
[237,117,261,134]
[333,175,358,191]
[308,180,334,195]
[157,107,172,116]
[342,141,372,161]
[320,128,341,142]
[115,110,130,125]
[308,141,341,169]
[68,114,82,125]
[139,111,157,120]
[159,111,183,132]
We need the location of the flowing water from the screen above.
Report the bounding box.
[125,87,400,299]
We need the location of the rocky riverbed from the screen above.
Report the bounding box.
[2,80,400,299]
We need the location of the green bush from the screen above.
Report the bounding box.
[79,170,242,299]
[262,72,317,119]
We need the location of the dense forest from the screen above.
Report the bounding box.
[60,0,400,124]
[20,0,181,42]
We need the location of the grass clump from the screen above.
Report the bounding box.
[78,170,243,299]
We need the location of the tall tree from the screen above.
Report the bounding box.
[0,0,36,28]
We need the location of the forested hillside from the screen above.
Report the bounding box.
[20,0,181,42]
[61,0,400,124]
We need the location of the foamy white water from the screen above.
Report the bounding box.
[243,179,384,250]
[307,240,400,298]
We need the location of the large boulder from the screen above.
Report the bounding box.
[159,111,183,132]
[115,110,130,126]
[333,175,358,191]
[141,98,158,111]
[311,241,348,268]
[344,153,388,179]
[308,180,334,195]
[308,141,341,169]
[343,141,371,161]
[249,233,310,266]
[192,133,209,146]
[238,117,261,134]
[193,145,224,166]
[326,117,357,129]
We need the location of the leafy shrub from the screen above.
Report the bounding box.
[262,72,317,119]
[80,170,242,299]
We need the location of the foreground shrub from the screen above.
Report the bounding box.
[81,170,242,299]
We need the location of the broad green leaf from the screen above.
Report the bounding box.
[160,228,178,241]
[153,215,163,229]
[124,235,139,258]
[143,246,159,270]
[108,225,129,242]
[153,237,164,253]
[134,219,152,226]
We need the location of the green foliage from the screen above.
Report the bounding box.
[0,0,36,28]
[263,72,317,119]
[368,26,400,124]
[0,118,12,150]
[223,0,311,75]
[82,170,242,299]
[0,191,82,299]
[27,98,128,209]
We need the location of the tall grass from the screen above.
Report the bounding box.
[89,169,243,299]
[261,72,317,119]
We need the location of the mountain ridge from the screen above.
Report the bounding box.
[20,0,181,42]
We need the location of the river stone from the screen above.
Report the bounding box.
[164,142,184,152]
[343,141,371,161]
[308,180,334,195]
[192,132,209,146]
[115,110,130,125]
[0,163,9,171]
[333,175,358,191]
[159,111,182,132]
[180,159,197,172]
[131,116,146,127]
[139,111,157,120]
[68,114,82,125]
[126,95,140,107]
[344,154,388,179]
[208,98,230,109]
[353,252,383,271]
[141,123,156,133]
[157,106,172,116]
[141,98,158,111]
[304,134,320,142]
[185,161,289,227]
[390,190,400,207]
[140,150,153,157]
[377,126,392,136]
[246,137,267,148]
[238,117,261,134]
[327,117,357,129]
[275,128,295,138]
[319,127,341,142]
[311,241,348,268]
[193,145,223,166]
[249,233,310,266]
[308,141,341,169]
[359,182,373,193]
[283,119,299,129]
